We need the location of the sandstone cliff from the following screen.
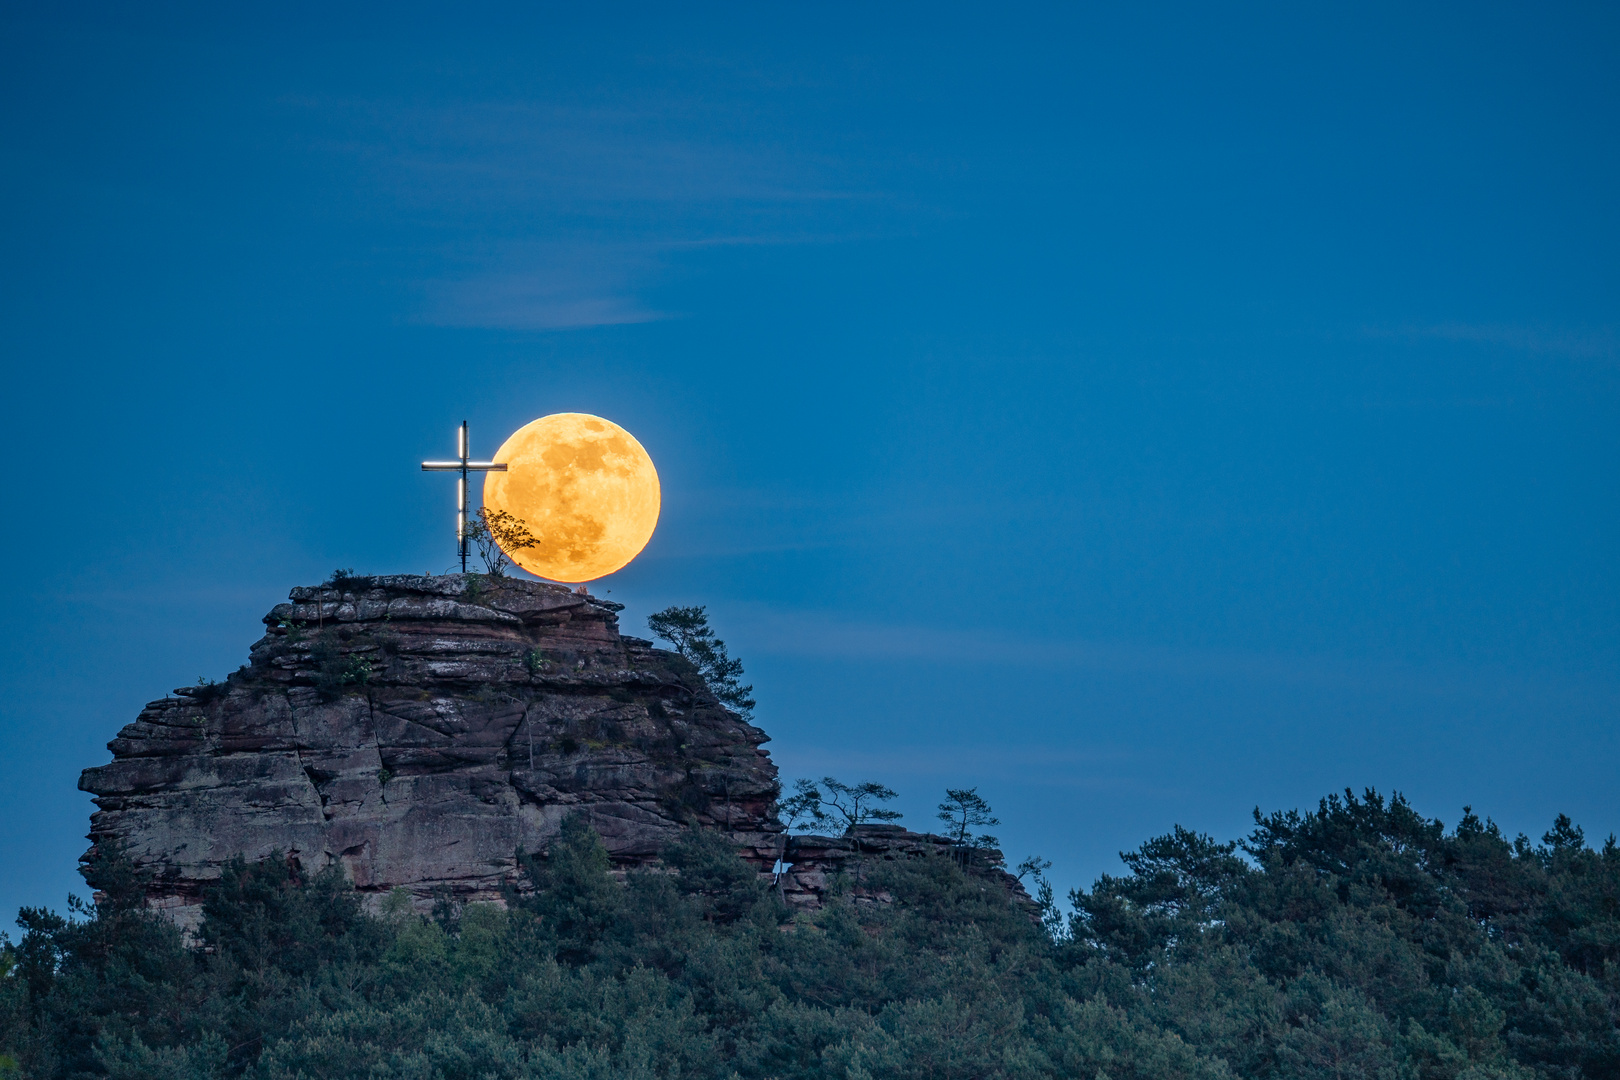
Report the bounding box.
[79,574,780,927]
[79,573,1034,926]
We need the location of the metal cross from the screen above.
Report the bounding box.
[421,421,508,573]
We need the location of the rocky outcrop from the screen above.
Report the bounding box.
[80,573,1036,928]
[776,824,1036,912]
[79,574,780,928]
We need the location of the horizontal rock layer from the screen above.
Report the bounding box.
[80,574,781,924]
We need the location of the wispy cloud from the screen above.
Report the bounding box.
[721,605,1620,712]
[646,487,1090,560]
[1365,322,1618,362]
[418,242,665,330]
[294,93,885,329]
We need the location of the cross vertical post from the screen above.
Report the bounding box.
[422,421,508,573]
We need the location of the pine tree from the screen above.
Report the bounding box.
[937,787,1001,854]
[646,605,756,717]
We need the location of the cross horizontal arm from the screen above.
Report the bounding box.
[421,462,508,471]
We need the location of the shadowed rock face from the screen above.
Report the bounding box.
[79,575,780,926]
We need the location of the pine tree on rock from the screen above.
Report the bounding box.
[938,787,1001,860]
[646,605,756,718]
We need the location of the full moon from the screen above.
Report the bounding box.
[483,413,660,582]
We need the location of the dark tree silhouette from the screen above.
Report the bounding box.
[937,786,1001,855]
[813,777,902,832]
[466,507,539,576]
[646,605,756,717]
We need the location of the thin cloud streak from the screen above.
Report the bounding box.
[725,605,1620,711]
[293,92,894,329]
[419,250,665,330]
[1365,322,1619,362]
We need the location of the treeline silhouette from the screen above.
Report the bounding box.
[2,788,1616,1079]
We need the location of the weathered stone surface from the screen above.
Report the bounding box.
[80,574,781,926]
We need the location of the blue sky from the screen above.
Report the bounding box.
[2,3,1616,916]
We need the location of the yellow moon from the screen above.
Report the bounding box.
[482,413,660,582]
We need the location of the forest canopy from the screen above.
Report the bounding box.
[3,788,1616,1079]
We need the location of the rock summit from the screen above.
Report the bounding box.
[79,574,1032,928]
[79,575,779,927]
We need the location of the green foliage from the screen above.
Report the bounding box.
[190,676,229,705]
[660,827,775,925]
[523,648,547,675]
[515,815,624,964]
[324,567,362,589]
[200,854,389,975]
[309,633,373,700]
[5,792,1617,1079]
[646,605,756,717]
[1062,788,1620,1080]
[1015,856,1067,942]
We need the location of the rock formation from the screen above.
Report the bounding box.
[777,825,1033,911]
[79,574,780,928]
[79,573,1032,927]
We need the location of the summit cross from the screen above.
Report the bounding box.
[421,421,508,573]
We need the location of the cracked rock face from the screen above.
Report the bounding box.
[79,575,781,926]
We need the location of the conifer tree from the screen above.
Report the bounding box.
[646,605,756,717]
[937,786,1001,854]
[813,777,903,832]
